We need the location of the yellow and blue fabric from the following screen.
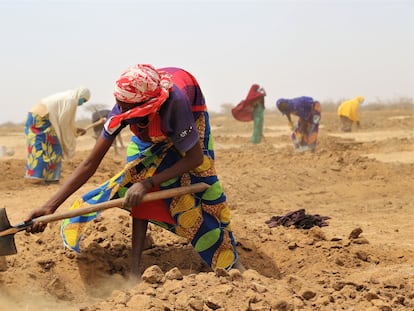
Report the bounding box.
[24,112,62,182]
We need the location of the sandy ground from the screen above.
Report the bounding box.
[0,106,413,311]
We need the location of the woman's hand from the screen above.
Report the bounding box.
[24,206,54,233]
[76,128,87,136]
[124,180,152,208]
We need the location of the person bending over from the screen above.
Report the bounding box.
[25,64,243,279]
[276,96,321,152]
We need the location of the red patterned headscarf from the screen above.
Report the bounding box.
[106,64,173,134]
[113,64,173,104]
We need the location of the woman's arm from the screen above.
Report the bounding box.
[285,113,294,129]
[25,136,114,232]
[76,128,87,136]
[286,113,292,123]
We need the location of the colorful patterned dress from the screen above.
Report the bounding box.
[24,113,63,182]
[277,96,321,152]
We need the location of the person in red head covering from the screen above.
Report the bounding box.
[232,84,266,144]
[25,64,243,279]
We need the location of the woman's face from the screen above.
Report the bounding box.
[116,100,138,113]
[277,102,289,114]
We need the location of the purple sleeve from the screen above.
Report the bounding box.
[101,104,123,140]
[161,94,199,153]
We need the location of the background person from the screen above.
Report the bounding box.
[25,64,242,279]
[91,109,125,155]
[276,96,321,152]
[24,87,90,183]
[231,84,266,144]
[337,96,365,132]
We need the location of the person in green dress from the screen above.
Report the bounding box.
[231,84,266,144]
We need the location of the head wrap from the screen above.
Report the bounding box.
[106,64,173,134]
[77,87,91,102]
[276,98,286,107]
[75,87,90,106]
[276,98,288,113]
[113,64,173,104]
[356,96,365,104]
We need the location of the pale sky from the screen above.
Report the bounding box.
[0,0,413,124]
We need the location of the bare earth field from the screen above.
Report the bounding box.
[0,106,413,310]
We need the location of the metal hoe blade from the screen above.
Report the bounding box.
[0,208,17,256]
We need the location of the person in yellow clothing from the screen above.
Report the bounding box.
[337,96,365,132]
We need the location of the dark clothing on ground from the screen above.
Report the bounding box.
[265,209,330,229]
